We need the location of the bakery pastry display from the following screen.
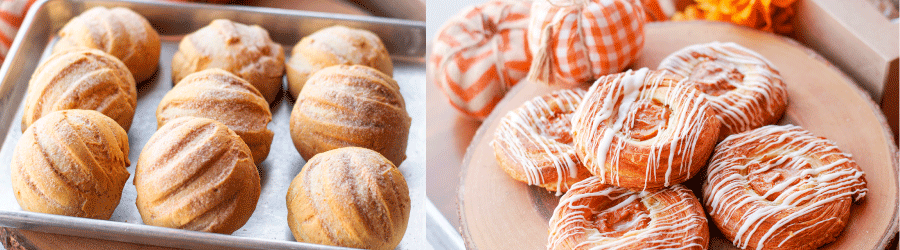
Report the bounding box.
[290,65,410,166]
[286,25,392,98]
[21,48,137,132]
[491,88,591,194]
[548,177,709,249]
[658,42,788,141]
[53,6,161,83]
[429,0,532,120]
[702,125,867,250]
[134,117,260,234]
[527,0,645,86]
[157,68,273,165]
[171,19,284,103]
[571,68,720,190]
[10,110,130,219]
[286,147,410,250]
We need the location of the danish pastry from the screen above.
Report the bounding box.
[548,177,709,249]
[172,19,284,103]
[290,65,410,166]
[658,42,788,141]
[702,125,867,250]
[571,68,720,190]
[286,25,392,98]
[134,117,260,234]
[286,147,410,250]
[53,6,161,83]
[157,68,273,165]
[527,0,645,85]
[429,0,532,119]
[10,110,130,219]
[491,88,591,194]
[22,48,136,131]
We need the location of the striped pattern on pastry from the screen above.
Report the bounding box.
[527,0,646,86]
[428,0,532,120]
[702,125,867,250]
[571,68,720,190]
[548,177,709,249]
[491,88,591,194]
[658,42,788,141]
[10,110,130,220]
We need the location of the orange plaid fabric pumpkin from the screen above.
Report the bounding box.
[527,0,646,86]
[429,0,532,120]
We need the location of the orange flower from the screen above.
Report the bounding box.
[674,0,798,34]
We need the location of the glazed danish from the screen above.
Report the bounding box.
[491,88,591,194]
[702,125,867,250]
[548,177,709,250]
[658,42,788,141]
[571,68,720,190]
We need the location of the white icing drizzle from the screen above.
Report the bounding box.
[571,68,717,190]
[702,125,867,250]
[492,88,588,195]
[658,42,788,139]
[548,177,708,249]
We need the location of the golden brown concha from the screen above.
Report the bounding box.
[548,177,709,250]
[22,48,137,132]
[134,117,260,234]
[702,125,867,250]
[53,6,161,83]
[658,42,788,141]
[491,88,592,194]
[286,25,393,98]
[570,68,720,190]
[290,65,410,166]
[172,19,285,103]
[286,147,410,250]
[11,110,130,220]
[157,68,273,165]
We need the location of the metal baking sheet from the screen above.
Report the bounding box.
[0,0,426,249]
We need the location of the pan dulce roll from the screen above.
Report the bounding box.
[157,69,273,165]
[172,19,285,103]
[571,68,720,190]
[135,117,260,234]
[53,6,161,83]
[11,110,130,220]
[286,25,392,98]
[703,125,867,250]
[658,42,788,141]
[290,65,410,166]
[22,48,137,132]
[286,147,410,250]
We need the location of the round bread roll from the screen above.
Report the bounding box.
[11,110,130,220]
[290,65,410,166]
[172,19,285,103]
[157,69,274,165]
[134,117,260,234]
[286,147,410,250]
[286,25,392,98]
[53,6,161,83]
[22,48,137,132]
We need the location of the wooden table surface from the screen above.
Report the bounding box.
[0,1,373,249]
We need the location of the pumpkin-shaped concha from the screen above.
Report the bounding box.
[22,48,137,132]
[53,6,161,83]
[290,65,410,166]
[428,0,532,120]
[135,117,260,234]
[157,68,274,165]
[286,25,393,98]
[11,110,130,220]
[527,0,646,86]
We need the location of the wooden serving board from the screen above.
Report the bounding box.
[457,21,899,250]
